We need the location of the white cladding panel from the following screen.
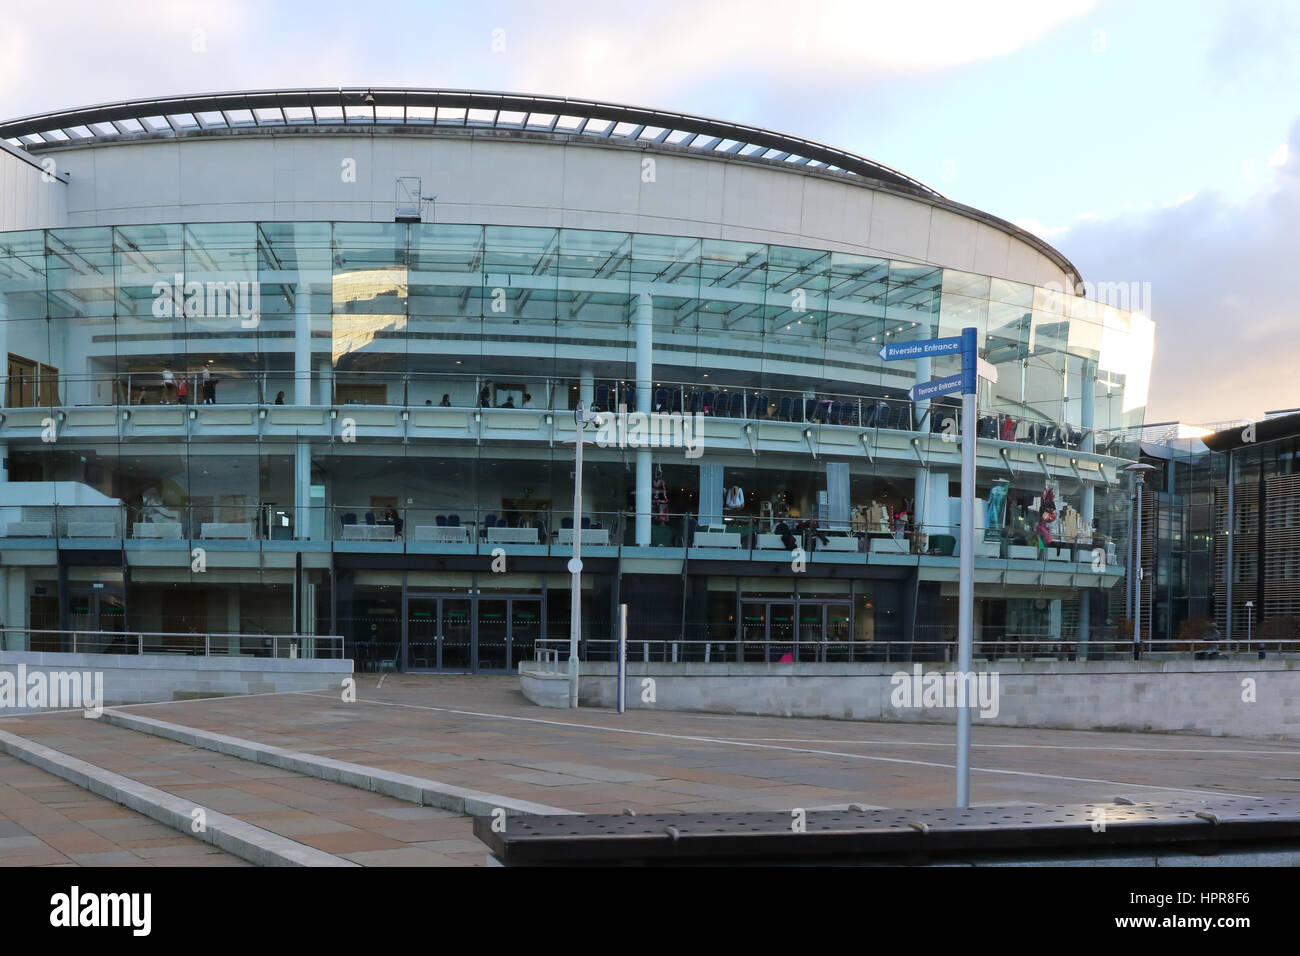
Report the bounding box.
[0,143,67,231]
[29,133,1068,286]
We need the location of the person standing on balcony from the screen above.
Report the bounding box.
[201,365,217,404]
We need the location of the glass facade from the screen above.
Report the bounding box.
[0,221,1151,667]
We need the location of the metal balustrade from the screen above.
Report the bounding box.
[0,627,344,658]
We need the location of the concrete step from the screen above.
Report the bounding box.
[0,712,487,866]
[0,750,247,866]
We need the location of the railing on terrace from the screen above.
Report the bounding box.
[0,510,1127,567]
[533,636,1300,666]
[0,628,345,659]
[0,370,1138,458]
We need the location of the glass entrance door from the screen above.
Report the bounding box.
[403,594,542,673]
[406,599,438,669]
[440,598,473,671]
[477,600,508,671]
[68,589,127,653]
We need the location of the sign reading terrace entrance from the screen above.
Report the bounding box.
[877,336,963,361]
[908,373,963,402]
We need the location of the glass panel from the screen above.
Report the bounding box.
[510,599,541,668]
[407,597,438,669]
[441,597,473,670]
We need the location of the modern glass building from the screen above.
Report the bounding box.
[0,89,1155,670]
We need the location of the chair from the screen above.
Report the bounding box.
[730,393,746,418]
[561,517,574,529]
[342,513,357,526]
[594,384,609,411]
[670,389,683,414]
[533,518,548,540]
[754,394,769,419]
[365,512,376,526]
[483,514,498,529]
[862,403,878,428]
[435,514,447,527]
[827,401,842,425]
[897,405,914,430]
[777,396,794,421]
[447,514,460,526]
[580,516,592,529]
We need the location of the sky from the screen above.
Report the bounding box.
[1,0,1297,425]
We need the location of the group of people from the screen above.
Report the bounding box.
[157,365,220,404]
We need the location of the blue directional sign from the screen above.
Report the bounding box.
[877,336,963,361]
[908,373,963,402]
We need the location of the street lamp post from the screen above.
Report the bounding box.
[567,401,604,708]
[1124,462,1156,660]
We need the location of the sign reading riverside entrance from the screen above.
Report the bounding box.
[877,336,962,361]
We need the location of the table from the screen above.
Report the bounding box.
[5,520,53,537]
[692,531,741,548]
[202,522,255,540]
[66,522,117,538]
[556,528,610,546]
[341,524,396,541]
[487,526,541,544]
[413,525,470,543]
[133,521,182,539]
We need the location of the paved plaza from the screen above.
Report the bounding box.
[111,676,1300,811]
[2,675,1297,866]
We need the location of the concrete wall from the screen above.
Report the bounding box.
[0,649,351,713]
[28,132,1070,289]
[535,659,1300,740]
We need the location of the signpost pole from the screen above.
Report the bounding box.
[569,404,586,708]
[617,602,628,714]
[955,327,977,808]
[881,326,984,807]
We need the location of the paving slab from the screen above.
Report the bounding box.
[103,674,1300,814]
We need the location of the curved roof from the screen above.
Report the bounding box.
[0,87,943,194]
[0,87,1082,283]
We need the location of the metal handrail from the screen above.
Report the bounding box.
[0,627,344,659]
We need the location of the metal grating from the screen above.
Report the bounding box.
[474,796,1300,865]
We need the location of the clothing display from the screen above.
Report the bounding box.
[724,486,746,509]
[984,481,1009,540]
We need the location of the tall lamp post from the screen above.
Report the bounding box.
[1124,462,1156,660]
[566,401,605,708]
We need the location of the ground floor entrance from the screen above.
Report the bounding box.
[403,594,540,673]
[739,600,852,662]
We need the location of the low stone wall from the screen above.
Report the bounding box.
[539,659,1300,739]
[0,650,352,714]
[520,665,572,709]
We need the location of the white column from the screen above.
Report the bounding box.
[580,368,594,409]
[1078,358,1096,649]
[0,291,8,489]
[227,586,241,655]
[635,293,653,547]
[912,355,931,533]
[320,362,333,407]
[294,440,311,542]
[294,281,311,405]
